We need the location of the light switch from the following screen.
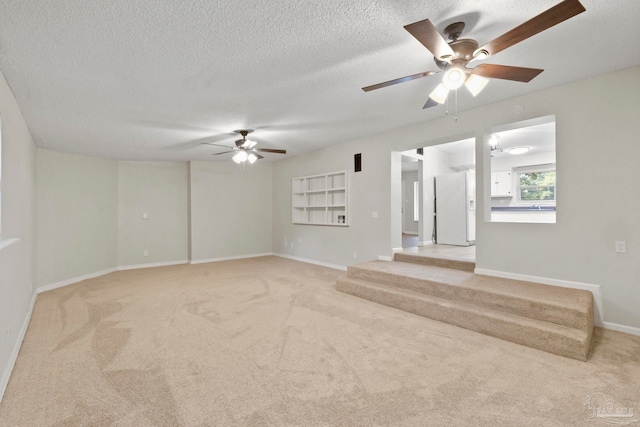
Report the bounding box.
[615,241,627,253]
[142,213,149,220]
[372,211,378,218]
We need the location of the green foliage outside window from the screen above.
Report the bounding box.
[519,171,555,201]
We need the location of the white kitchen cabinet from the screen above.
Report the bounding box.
[491,171,512,197]
[292,171,348,226]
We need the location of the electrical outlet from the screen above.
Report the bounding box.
[372,211,378,218]
[353,252,357,259]
[615,241,627,253]
[143,249,149,257]
[142,213,148,220]
[298,238,302,244]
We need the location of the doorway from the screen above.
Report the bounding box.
[401,153,421,248]
[397,137,476,258]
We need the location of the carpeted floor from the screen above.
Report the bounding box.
[1,256,639,426]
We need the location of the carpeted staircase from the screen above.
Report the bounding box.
[336,252,594,361]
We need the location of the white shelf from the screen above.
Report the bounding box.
[292,171,348,226]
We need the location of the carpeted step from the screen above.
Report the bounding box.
[336,276,591,361]
[394,251,475,272]
[347,261,593,332]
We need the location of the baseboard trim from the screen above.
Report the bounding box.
[273,253,347,271]
[474,268,604,327]
[0,292,37,403]
[602,322,640,337]
[37,267,118,294]
[378,255,393,261]
[118,260,189,271]
[190,252,274,265]
[417,241,433,247]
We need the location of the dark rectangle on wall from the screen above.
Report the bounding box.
[354,153,362,172]
[417,148,423,155]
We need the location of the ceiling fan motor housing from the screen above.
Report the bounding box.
[435,37,480,71]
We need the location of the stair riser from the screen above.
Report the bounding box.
[347,266,590,331]
[394,253,475,272]
[337,279,590,361]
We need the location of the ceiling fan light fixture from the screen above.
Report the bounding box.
[506,146,530,155]
[244,140,257,149]
[232,150,248,163]
[442,66,466,90]
[465,74,489,96]
[489,134,502,152]
[429,83,449,104]
[247,152,258,164]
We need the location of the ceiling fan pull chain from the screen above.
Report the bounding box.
[445,94,449,116]
[455,89,458,122]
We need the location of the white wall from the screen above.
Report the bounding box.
[273,139,394,265]
[272,65,640,329]
[0,68,36,398]
[36,149,118,286]
[190,161,272,261]
[118,161,188,267]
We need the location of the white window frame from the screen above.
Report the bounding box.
[515,164,556,205]
[413,181,419,221]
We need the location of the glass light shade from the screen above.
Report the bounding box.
[442,67,465,90]
[429,83,449,104]
[247,152,258,164]
[232,150,248,163]
[507,146,530,155]
[465,74,489,96]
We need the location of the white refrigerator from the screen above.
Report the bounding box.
[435,171,476,246]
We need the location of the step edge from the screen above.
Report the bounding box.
[344,267,592,328]
[348,262,592,311]
[336,276,591,339]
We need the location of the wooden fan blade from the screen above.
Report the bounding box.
[404,19,455,60]
[476,0,585,57]
[211,150,235,156]
[255,153,264,160]
[255,148,286,154]
[423,98,439,109]
[201,142,234,149]
[470,63,543,82]
[362,71,436,92]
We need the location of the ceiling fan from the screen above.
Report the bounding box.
[202,130,286,164]
[363,0,586,109]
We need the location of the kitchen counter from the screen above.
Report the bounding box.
[491,206,556,211]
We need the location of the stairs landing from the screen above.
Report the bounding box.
[336,253,594,361]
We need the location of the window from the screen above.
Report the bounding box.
[518,169,555,202]
[413,181,419,221]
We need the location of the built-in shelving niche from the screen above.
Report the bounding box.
[292,171,348,226]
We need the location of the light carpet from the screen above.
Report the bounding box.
[1,256,639,426]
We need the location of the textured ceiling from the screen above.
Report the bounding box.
[0,1,638,162]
